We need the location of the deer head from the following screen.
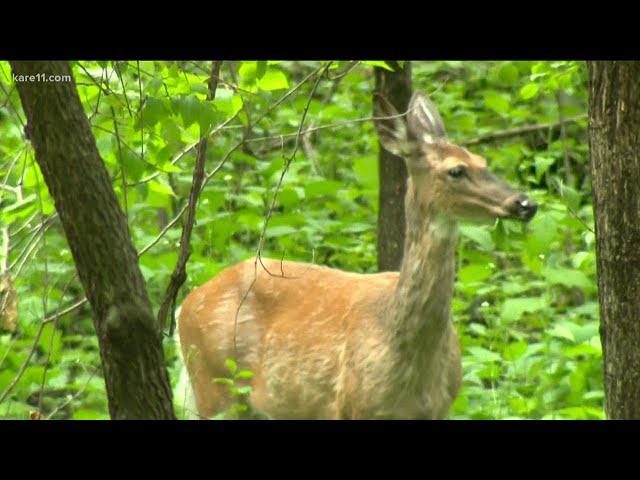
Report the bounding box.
[374,92,538,226]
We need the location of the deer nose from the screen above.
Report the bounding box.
[514,195,538,221]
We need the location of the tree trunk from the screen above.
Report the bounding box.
[10,61,175,420]
[374,61,411,272]
[588,60,640,419]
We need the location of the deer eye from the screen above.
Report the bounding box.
[448,166,466,178]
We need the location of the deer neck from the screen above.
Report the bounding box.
[385,186,458,354]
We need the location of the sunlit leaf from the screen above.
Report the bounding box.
[257,69,289,91]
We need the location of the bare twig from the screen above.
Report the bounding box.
[256,62,332,271]
[137,61,145,163]
[77,63,110,95]
[0,334,17,369]
[558,183,595,234]
[30,159,53,414]
[45,370,97,420]
[142,65,325,266]
[301,120,318,174]
[38,272,78,412]
[556,90,572,186]
[327,61,360,81]
[1,150,26,203]
[127,65,323,189]
[42,296,85,325]
[8,214,54,259]
[231,62,332,355]
[0,317,47,404]
[129,112,239,188]
[114,62,133,118]
[250,66,324,128]
[157,60,223,336]
[252,111,409,155]
[0,81,25,130]
[7,211,41,239]
[459,114,588,146]
[9,218,54,278]
[7,215,56,272]
[77,63,106,120]
[0,184,21,196]
[112,106,128,219]
[4,63,330,404]
[1,227,8,272]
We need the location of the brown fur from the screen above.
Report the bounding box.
[178,92,536,420]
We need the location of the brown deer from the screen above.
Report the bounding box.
[177,91,537,419]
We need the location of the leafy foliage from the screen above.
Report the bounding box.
[0,60,598,419]
[209,358,270,420]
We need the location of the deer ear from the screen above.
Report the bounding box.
[407,92,448,145]
[373,93,410,156]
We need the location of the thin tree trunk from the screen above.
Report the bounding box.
[588,60,640,419]
[374,61,412,272]
[10,61,176,419]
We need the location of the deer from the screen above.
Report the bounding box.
[177,91,538,420]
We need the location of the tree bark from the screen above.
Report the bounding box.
[374,61,411,272]
[588,60,640,419]
[10,61,175,419]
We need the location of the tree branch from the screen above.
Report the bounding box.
[230,62,332,355]
[157,60,223,336]
[459,113,588,146]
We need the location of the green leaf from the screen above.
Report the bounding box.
[213,92,243,117]
[548,324,575,342]
[500,297,545,323]
[160,120,182,146]
[497,63,519,86]
[276,188,300,208]
[142,97,169,127]
[573,301,599,318]
[213,377,233,386]
[231,404,249,413]
[177,95,200,128]
[72,409,107,420]
[225,358,237,374]
[583,391,605,401]
[37,323,62,358]
[520,83,540,100]
[121,149,146,182]
[466,346,501,363]
[190,82,209,96]
[267,225,298,237]
[543,267,593,290]
[459,226,495,250]
[563,343,601,357]
[342,223,373,234]
[257,69,289,91]
[231,385,253,396]
[239,61,258,85]
[197,101,219,134]
[483,92,510,115]
[256,61,268,80]
[526,213,559,255]
[148,179,175,197]
[157,161,183,174]
[458,263,493,283]
[503,340,528,361]
[235,370,255,379]
[304,180,342,198]
[2,194,37,222]
[534,155,555,181]
[558,182,582,213]
[362,61,394,71]
[352,157,379,190]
